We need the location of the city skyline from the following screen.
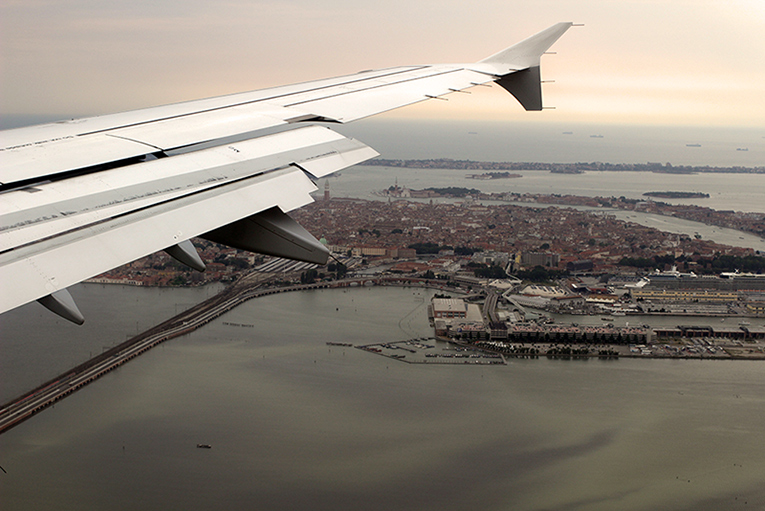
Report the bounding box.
[2,0,764,128]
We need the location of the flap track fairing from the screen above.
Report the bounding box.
[165,239,206,272]
[37,288,85,325]
[202,207,329,265]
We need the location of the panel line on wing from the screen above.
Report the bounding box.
[104,133,165,152]
[74,67,431,137]
[283,68,466,108]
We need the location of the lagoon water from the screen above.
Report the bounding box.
[1,118,764,510]
[332,165,765,215]
[2,286,765,511]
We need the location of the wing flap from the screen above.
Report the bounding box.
[0,127,373,314]
[0,133,157,186]
[0,126,371,248]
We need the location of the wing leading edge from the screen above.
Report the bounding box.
[0,22,575,322]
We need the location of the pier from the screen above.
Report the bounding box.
[356,339,506,365]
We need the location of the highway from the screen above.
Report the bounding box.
[483,290,499,323]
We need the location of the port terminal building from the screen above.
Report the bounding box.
[653,325,765,341]
[632,289,739,303]
[430,298,484,338]
[644,272,765,292]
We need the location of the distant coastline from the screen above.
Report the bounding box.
[643,191,710,199]
[367,158,765,174]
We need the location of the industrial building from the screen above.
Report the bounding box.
[432,298,468,319]
[632,289,740,303]
[520,252,560,268]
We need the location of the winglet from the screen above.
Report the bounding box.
[473,22,574,111]
[495,67,545,111]
[479,22,574,73]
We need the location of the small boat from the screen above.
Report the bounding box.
[196,444,212,449]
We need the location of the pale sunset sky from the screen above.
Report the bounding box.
[1,0,763,128]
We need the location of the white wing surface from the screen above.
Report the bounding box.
[0,22,574,322]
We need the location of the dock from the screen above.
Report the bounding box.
[357,338,506,365]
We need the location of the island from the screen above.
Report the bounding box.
[466,171,522,180]
[643,191,710,199]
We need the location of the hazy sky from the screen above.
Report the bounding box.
[1,0,764,127]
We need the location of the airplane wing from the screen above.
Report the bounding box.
[0,22,574,323]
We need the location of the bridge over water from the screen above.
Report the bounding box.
[0,274,461,434]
